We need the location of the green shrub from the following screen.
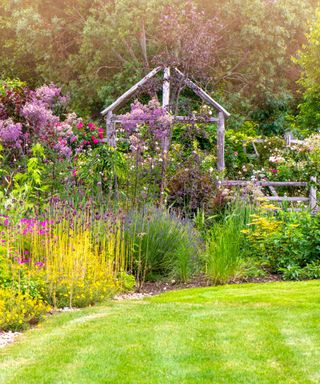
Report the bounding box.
[243,208,320,279]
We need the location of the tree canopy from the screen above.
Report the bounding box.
[0,0,318,129]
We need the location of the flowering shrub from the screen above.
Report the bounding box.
[242,207,320,279]
[0,288,50,331]
[0,79,105,160]
[0,119,23,148]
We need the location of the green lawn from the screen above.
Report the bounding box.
[1,281,320,384]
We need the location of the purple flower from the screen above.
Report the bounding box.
[35,262,45,268]
[0,119,23,148]
[21,99,59,136]
[18,258,30,265]
[35,84,69,107]
[54,140,72,158]
[121,98,172,156]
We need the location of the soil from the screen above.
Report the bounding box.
[136,274,283,296]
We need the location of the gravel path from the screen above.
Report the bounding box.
[0,331,21,348]
[114,292,153,300]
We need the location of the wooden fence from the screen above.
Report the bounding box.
[220,178,318,213]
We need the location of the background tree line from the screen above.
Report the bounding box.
[1,0,320,133]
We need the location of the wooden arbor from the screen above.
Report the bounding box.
[101,67,230,171]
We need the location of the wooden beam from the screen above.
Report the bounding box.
[266,197,309,202]
[101,66,162,115]
[109,115,219,124]
[217,111,225,171]
[173,116,218,123]
[268,186,278,197]
[220,180,308,187]
[174,68,231,118]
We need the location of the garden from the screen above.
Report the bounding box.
[1,0,320,382]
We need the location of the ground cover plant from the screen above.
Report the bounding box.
[0,281,320,384]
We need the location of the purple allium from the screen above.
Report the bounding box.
[35,261,45,268]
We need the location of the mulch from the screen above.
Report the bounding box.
[137,274,283,295]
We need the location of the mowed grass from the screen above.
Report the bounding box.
[1,281,320,384]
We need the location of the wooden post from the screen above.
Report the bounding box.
[162,67,170,109]
[217,111,225,172]
[106,111,116,148]
[310,176,317,213]
[284,131,293,146]
[160,67,171,206]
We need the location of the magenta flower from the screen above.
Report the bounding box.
[88,122,95,131]
[35,262,45,268]
[18,258,30,265]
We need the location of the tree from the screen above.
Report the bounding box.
[295,8,320,132]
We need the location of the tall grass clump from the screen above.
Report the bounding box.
[205,200,252,285]
[124,207,201,287]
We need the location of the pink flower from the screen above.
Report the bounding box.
[72,169,77,177]
[35,262,44,268]
[88,122,95,131]
[18,258,30,265]
[76,122,84,129]
[271,169,278,173]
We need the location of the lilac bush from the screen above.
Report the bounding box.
[0,118,23,148]
[21,98,59,139]
[34,83,69,108]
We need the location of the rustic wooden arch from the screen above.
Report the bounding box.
[101,67,230,171]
